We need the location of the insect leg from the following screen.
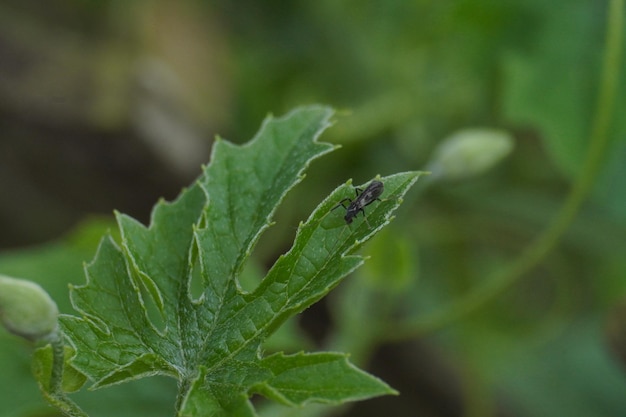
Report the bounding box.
[332,198,352,211]
[357,207,373,228]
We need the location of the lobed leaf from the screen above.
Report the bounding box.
[53,105,424,416]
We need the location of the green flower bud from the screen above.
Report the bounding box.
[426,128,514,181]
[0,275,59,341]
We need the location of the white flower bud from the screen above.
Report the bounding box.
[427,128,514,181]
[0,275,59,341]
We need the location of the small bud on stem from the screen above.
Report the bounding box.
[0,275,59,341]
[426,128,514,181]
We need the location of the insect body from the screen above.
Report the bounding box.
[333,180,384,224]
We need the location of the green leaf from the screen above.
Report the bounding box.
[256,352,397,406]
[57,105,423,416]
[33,344,87,394]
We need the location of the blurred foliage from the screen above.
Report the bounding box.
[1,0,625,416]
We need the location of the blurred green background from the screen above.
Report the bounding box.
[1,0,625,416]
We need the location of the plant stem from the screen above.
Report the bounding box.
[384,0,624,341]
[41,330,90,417]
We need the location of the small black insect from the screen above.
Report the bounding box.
[333,180,384,224]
